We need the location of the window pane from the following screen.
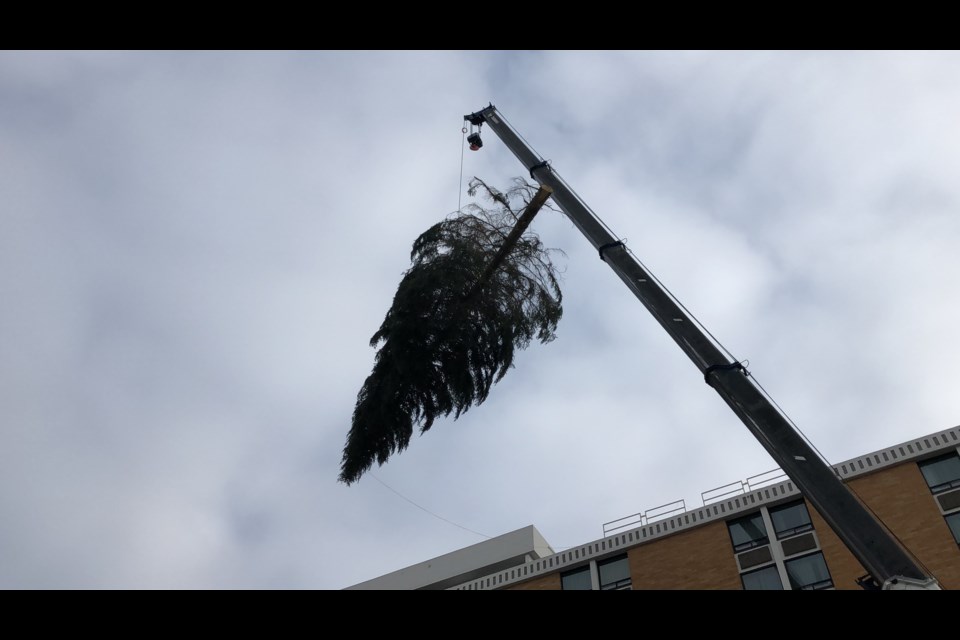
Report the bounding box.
[919,453,960,492]
[946,513,960,545]
[785,552,833,590]
[598,555,631,590]
[769,500,813,539]
[741,565,783,590]
[728,512,769,551]
[561,565,592,590]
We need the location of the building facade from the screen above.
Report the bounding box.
[350,425,960,590]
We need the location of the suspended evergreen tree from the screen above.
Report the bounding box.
[338,178,564,484]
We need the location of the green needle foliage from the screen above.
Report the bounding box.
[339,178,564,485]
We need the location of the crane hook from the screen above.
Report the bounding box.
[466,122,483,151]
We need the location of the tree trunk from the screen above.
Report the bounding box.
[463,185,553,301]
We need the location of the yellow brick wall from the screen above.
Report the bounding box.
[499,458,960,591]
[507,521,743,590]
[628,520,742,589]
[812,461,959,589]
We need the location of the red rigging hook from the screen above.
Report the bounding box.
[465,122,483,151]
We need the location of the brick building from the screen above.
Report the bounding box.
[348,425,960,590]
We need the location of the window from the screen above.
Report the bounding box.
[560,556,632,590]
[769,500,814,540]
[918,451,960,493]
[741,565,783,590]
[946,512,960,545]
[729,504,833,590]
[727,512,769,552]
[918,451,960,549]
[598,555,631,590]
[560,565,592,590]
[784,552,833,590]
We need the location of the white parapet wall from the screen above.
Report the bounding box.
[345,524,555,590]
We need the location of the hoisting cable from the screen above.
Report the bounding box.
[458,125,467,213]
[372,473,491,539]
[371,472,585,551]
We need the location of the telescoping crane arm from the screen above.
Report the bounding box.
[465,104,939,590]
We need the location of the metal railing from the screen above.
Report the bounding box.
[601,469,788,537]
[602,499,686,537]
[701,468,786,506]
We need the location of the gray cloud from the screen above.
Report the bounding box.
[2,51,959,588]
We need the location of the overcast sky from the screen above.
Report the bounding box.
[3,51,960,589]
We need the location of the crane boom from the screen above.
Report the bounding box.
[466,104,938,589]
